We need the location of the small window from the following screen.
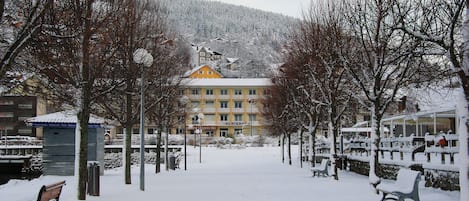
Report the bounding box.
[192,89,199,95]
[234,89,242,95]
[206,89,214,95]
[198,70,204,74]
[249,89,256,95]
[249,114,257,121]
[18,103,33,109]
[220,114,228,121]
[263,89,271,95]
[0,100,14,105]
[220,101,228,108]
[0,112,14,118]
[220,89,228,95]
[208,71,213,75]
[234,114,243,121]
[234,101,242,108]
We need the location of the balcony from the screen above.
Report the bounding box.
[218,108,230,113]
[204,95,215,100]
[232,108,244,113]
[189,94,201,99]
[218,95,230,100]
[202,108,216,113]
[232,95,244,100]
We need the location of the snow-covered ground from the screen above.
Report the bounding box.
[0,146,460,201]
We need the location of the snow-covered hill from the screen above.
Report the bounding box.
[161,0,299,77]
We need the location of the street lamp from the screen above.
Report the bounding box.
[197,112,204,163]
[179,96,189,170]
[248,99,255,136]
[133,48,153,191]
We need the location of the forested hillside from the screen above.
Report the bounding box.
[161,0,299,77]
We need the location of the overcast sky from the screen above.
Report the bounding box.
[205,0,312,18]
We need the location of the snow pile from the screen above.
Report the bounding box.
[0,146,460,201]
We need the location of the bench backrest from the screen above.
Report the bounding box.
[395,169,420,194]
[37,180,66,201]
[319,159,329,169]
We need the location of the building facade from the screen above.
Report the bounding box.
[0,96,40,137]
[176,78,271,137]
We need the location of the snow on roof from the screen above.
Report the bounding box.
[183,65,223,77]
[226,57,239,63]
[25,110,115,128]
[405,85,460,111]
[0,71,34,94]
[182,78,272,87]
[341,127,389,133]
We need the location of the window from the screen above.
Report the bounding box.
[235,129,243,135]
[249,114,257,121]
[132,128,139,134]
[200,52,206,57]
[234,101,242,108]
[205,101,214,107]
[220,89,228,95]
[178,89,185,95]
[206,89,214,95]
[0,112,14,118]
[220,101,228,108]
[18,128,32,134]
[205,114,215,121]
[263,89,271,95]
[147,128,155,134]
[208,71,213,75]
[234,89,242,95]
[18,116,32,121]
[249,89,256,95]
[198,70,204,74]
[191,88,199,95]
[220,114,228,121]
[191,101,200,108]
[234,114,243,121]
[18,103,33,109]
[0,100,14,105]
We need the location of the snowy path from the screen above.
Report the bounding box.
[0,146,460,201]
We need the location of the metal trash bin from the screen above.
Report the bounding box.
[87,161,100,196]
[169,155,176,170]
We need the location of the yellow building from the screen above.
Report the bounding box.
[178,78,272,137]
[184,65,223,79]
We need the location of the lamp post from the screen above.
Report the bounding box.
[133,48,153,191]
[179,96,189,170]
[248,99,255,136]
[197,112,204,163]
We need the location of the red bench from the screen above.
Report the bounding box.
[36,180,66,201]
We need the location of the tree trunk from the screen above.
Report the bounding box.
[156,132,161,173]
[281,134,285,163]
[77,2,93,199]
[124,124,132,184]
[299,129,303,168]
[328,121,338,180]
[459,4,469,200]
[288,134,292,165]
[369,109,381,189]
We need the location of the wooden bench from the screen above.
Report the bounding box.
[310,159,329,177]
[36,180,66,201]
[376,169,420,201]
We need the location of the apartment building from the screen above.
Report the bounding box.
[178,78,271,137]
[176,65,272,137]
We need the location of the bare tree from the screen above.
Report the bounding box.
[280,1,354,180]
[394,1,468,199]
[29,1,127,199]
[0,0,48,78]
[342,0,444,188]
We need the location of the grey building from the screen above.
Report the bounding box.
[26,110,113,176]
